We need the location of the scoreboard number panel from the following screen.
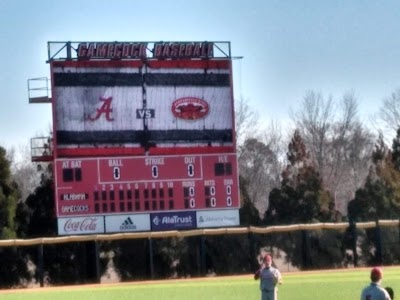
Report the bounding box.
[98,156,203,182]
[55,153,239,217]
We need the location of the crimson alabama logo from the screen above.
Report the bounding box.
[86,96,114,121]
[171,97,209,120]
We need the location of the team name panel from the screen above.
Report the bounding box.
[55,154,239,217]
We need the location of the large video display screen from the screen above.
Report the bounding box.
[52,59,233,157]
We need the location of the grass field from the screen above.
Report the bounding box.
[1,267,399,300]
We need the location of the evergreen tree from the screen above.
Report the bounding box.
[348,133,400,265]
[349,134,400,221]
[264,130,342,269]
[265,130,337,224]
[239,176,262,226]
[16,166,108,284]
[0,146,31,287]
[391,128,400,170]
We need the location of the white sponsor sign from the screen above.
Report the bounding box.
[58,216,105,235]
[196,209,240,228]
[105,214,151,233]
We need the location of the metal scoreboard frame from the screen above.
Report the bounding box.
[46,41,240,235]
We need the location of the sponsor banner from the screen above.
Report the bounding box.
[58,216,104,235]
[105,214,151,233]
[196,209,240,228]
[151,211,196,231]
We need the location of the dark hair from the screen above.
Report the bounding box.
[385,287,394,299]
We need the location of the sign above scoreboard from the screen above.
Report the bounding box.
[47,41,232,61]
[77,42,214,60]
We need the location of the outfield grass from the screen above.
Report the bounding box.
[0,267,399,300]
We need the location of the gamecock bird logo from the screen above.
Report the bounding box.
[171,97,209,120]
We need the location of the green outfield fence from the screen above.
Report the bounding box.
[2,220,399,287]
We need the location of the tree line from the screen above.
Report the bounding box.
[1,89,400,287]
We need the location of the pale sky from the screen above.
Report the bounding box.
[1,0,400,149]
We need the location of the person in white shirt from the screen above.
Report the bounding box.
[254,254,282,300]
[360,267,391,300]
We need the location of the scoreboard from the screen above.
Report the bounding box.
[47,41,240,235]
[56,153,239,216]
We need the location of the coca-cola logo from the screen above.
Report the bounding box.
[171,97,209,120]
[64,218,98,233]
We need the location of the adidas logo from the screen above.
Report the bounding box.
[119,216,137,230]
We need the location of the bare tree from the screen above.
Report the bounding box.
[236,116,284,214]
[238,137,281,214]
[291,90,335,171]
[8,143,43,202]
[379,89,400,131]
[291,90,374,214]
[235,97,261,151]
[262,120,285,162]
[374,88,400,141]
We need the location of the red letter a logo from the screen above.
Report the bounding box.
[87,97,114,121]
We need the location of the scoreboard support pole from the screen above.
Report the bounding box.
[200,236,206,276]
[37,244,44,287]
[148,238,154,279]
[248,232,257,270]
[301,230,311,268]
[349,220,358,267]
[81,241,101,283]
[80,242,88,282]
[374,222,382,265]
[94,241,101,283]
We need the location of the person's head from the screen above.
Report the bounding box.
[385,287,394,299]
[264,254,272,267]
[370,267,383,283]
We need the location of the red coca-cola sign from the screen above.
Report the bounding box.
[171,97,209,120]
[63,217,100,233]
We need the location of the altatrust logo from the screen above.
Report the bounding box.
[153,216,160,226]
[153,215,193,225]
